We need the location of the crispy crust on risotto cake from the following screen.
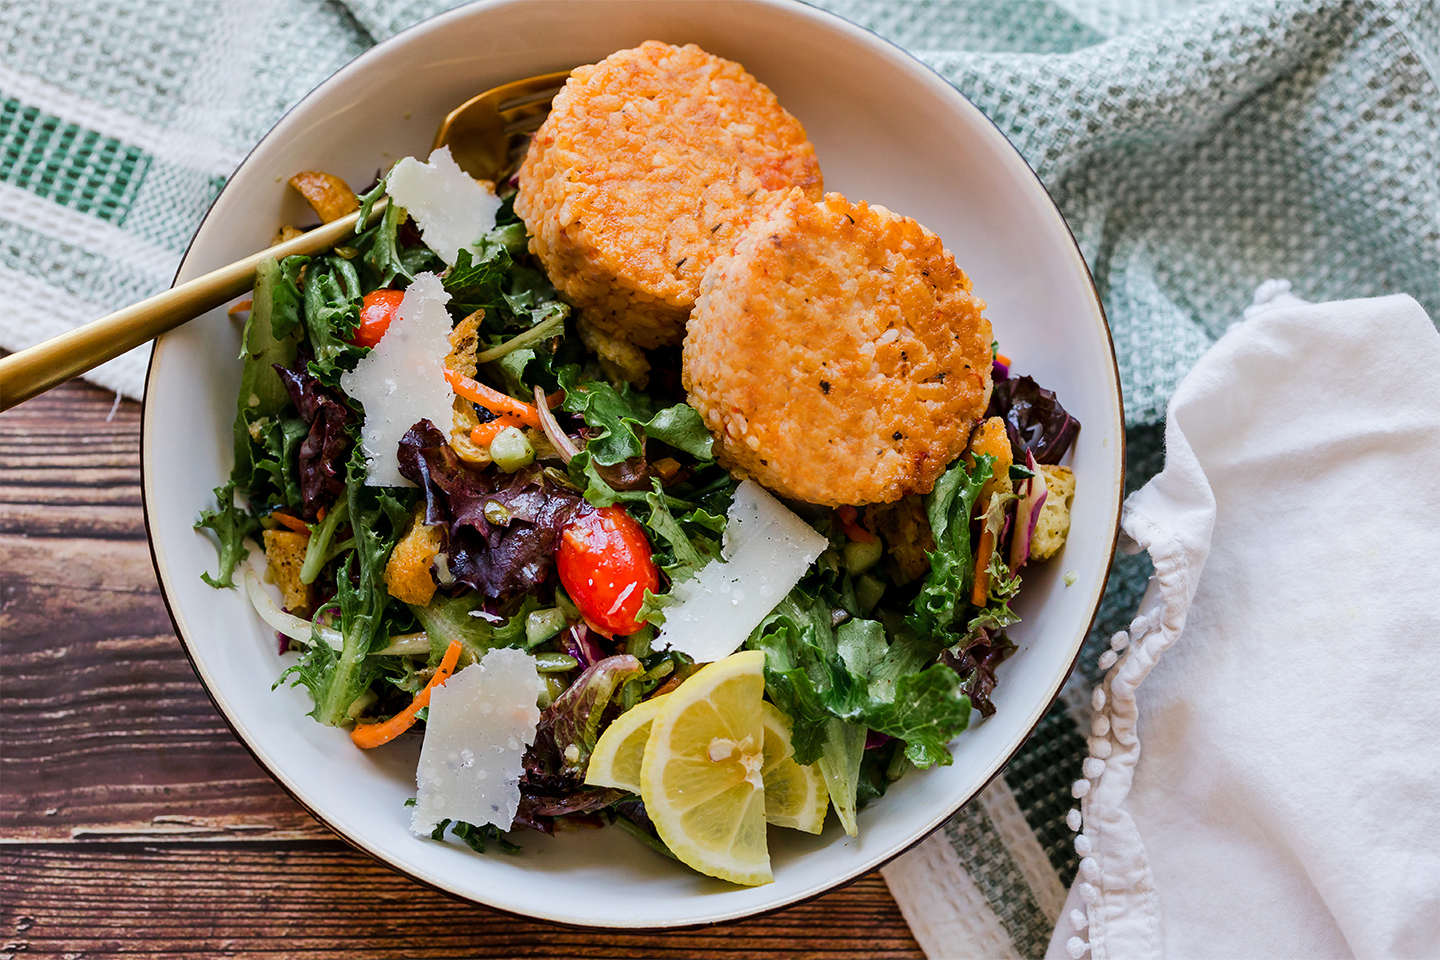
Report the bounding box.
[683,189,993,506]
[516,41,823,352]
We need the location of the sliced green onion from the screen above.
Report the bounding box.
[368,632,431,656]
[476,310,567,364]
[300,498,350,584]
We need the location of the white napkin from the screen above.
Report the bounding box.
[1046,284,1440,959]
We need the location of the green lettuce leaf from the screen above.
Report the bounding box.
[301,253,366,385]
[409,592,545,667]
[749,591,973,771]
[905,455,992,641]
[195,482,260,589]
[557,366,713,466]
[444,237,511,313]
[231,257,303,492]
[280,448,415,726]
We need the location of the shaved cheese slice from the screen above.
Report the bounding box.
[656,479,828,662]
[340,272,455,486]
[411,647,540,836]
[385,146,501,266]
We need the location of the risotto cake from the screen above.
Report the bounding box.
[516,41,823,352]
[683,189,992,506]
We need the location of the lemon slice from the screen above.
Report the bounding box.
[584,694,669,792]
[639,649,772,886]
[759,702,829,834]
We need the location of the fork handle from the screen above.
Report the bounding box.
[0,199,388,412]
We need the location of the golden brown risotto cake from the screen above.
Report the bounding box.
[515,41,822,352]
[683,189,993,506]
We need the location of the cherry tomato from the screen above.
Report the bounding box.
[349,289,405,348]
[556,506,660,637]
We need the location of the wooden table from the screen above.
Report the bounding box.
[0,379,923,958]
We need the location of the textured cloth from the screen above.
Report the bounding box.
[3,2,1439,957]
[1040,287,1440,959]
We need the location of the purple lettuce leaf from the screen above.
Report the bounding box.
[514,654,645,832]
[275,359,353,518]
[986,375,1080,465]
[941,633,1017,718]
[396,420,582,597]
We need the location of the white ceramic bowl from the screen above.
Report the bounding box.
[143,0,1123,928]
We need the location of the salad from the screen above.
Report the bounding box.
[198,43,1080,887]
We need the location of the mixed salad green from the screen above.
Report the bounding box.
[198,165,1079,857]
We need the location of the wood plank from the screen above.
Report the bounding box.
[1,846,921,959]
[0,380,922,955]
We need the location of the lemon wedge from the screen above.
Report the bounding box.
[759,702,829,834]
[584,694,669,792]
[639,649,772,886]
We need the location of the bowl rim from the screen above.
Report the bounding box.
[140,0,1125,930]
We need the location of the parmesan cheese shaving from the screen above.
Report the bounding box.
[339,272,455,487]
[656,479,828,662]
[411,647,541,836]
[385,146,502,266]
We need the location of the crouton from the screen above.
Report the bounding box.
[442,309,494,465]
[445,309,482,380]
[384,506,443,605]
[289,171,359,224]
[262,529,313,614]
[448,398,493,466]
[1030,464,1076,561]
[965,416,1014,502]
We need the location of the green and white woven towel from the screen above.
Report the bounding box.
[4,2,1436,957]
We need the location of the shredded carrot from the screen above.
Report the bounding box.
[995,353,1012,367]
[971,526,996,606]
[445,369,541,427]
[350,640,463,749]
[545,390,564,409]
[835,505,877,544]
[270,509,310,534]
[316,505,327,522]
[470,416,526,446]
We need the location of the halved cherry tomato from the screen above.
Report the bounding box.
[555,506,659,637]
[349,289,405,348]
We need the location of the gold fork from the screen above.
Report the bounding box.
[0,69,573,412]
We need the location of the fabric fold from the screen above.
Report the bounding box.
[1049,291,1440,959]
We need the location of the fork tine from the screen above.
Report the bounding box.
[435,69,571,181]
[499,100,554,129]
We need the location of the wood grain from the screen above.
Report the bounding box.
[0,378,923,958]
